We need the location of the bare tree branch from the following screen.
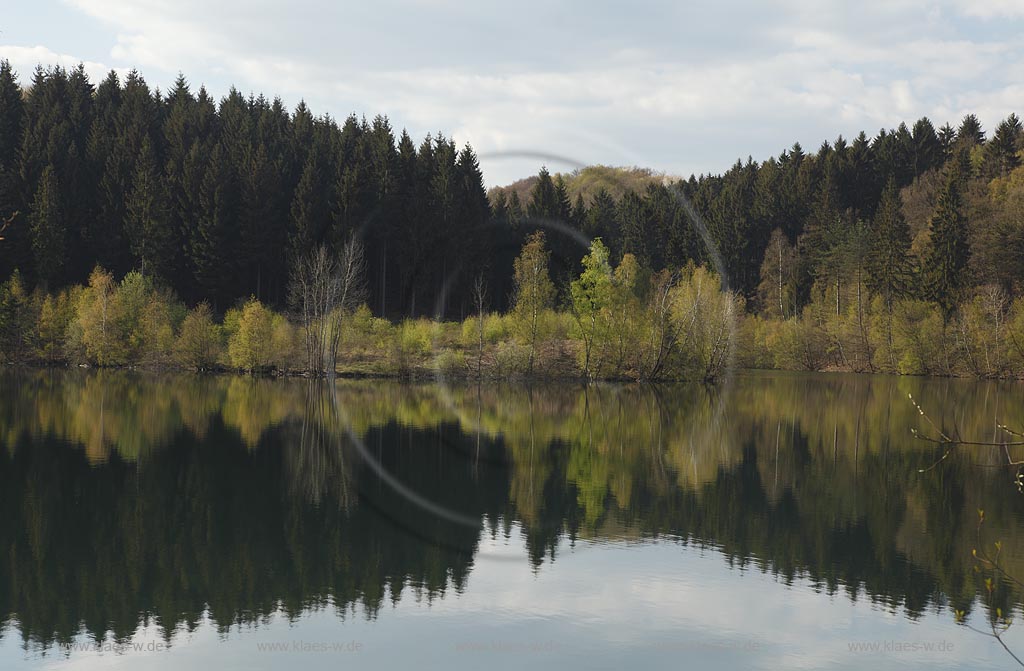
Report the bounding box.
[289,237,367,376]
[0,211,17,242]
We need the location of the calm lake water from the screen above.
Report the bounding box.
[2,369,1024,669]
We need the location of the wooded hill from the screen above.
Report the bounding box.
[2,60,1024,377]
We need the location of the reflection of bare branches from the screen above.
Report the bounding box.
[286,381,354,508]
[909,393,1024,477]
[958,511,1024,668]
[912,397,1024,667]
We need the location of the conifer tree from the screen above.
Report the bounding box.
[866,178,914,368]
[846,131,878,218]
[126,138,173,277]
[937,123,956,159]
[507,190,524,229]
[29,165,65,288]
[923,172,970,318]
[910,117,942,179]
[984,114,1022,177]
[0,61,22,173]
[616,190,649,266]
[190,144,236,307]
[527,167,561,222]
[289,151,329,261]
[0,61,24,280]
[454,144,491,307]
[86,71,130,273]
[238,143,280,300]
[866,178,912,306]
[571,193,587,231]
[585,188,617,245]
[956,114,985,148]
[554,175,572,223]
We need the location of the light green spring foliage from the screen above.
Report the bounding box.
[671,264,741,380]
[0,271,35,362]
[75,267,124,366]
[175,303,222,370]
[224,297,300,372]
[71,268,185,367]
[228,298,275,371]
[459,312,514,350]
[570,239,614,376]
[9,226,1024,379]
[1008,300,1024,371]
[35,286,81,363]
[566,241,662,379]
[890,299,947,375]
[744,286,1024,378]
[956,288,1010,378]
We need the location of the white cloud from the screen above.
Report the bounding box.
[0,44,123,85]
[952,0,1024,19]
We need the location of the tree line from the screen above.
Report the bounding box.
[0,61,494,316]
[2,60,1024,377]
[0,232,738,380]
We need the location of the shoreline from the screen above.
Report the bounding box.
[5,361,1024,384]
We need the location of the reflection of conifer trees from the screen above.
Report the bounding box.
[2,371,1024,649]
[0,417,498,650]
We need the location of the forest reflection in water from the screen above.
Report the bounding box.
[1,368,1023,653]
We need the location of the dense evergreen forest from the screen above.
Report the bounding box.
[2,61,1024,377]
[0,62,494,315]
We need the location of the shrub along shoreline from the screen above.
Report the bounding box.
[4,243,1024,381]
[0,253,736,382]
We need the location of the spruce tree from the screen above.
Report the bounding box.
[29,165,65,288]
[0,60,23,209]
[507,191,524,229]
[527,167,560,222]
[0,60,24,280]
[798,177,846,310]
[570,193,587,231]
[289,151,329,260]
[984,114,1022,177]
[85,71,130,273]
[616,190,649,266]
[923,172,970,317]
[190,144,236,307]
[937,123,956,159]
[585,188,617,247]
[238,143,279,300]
[393,129,419,315]
[866,178,912,304]
[554,175,572,223]
[126,138,173,277]
[957,114,985,146]
[910,117,942,179]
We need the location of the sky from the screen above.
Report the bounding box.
[1,0,1023,186]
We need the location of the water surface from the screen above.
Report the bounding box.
[2,370,1024,669]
